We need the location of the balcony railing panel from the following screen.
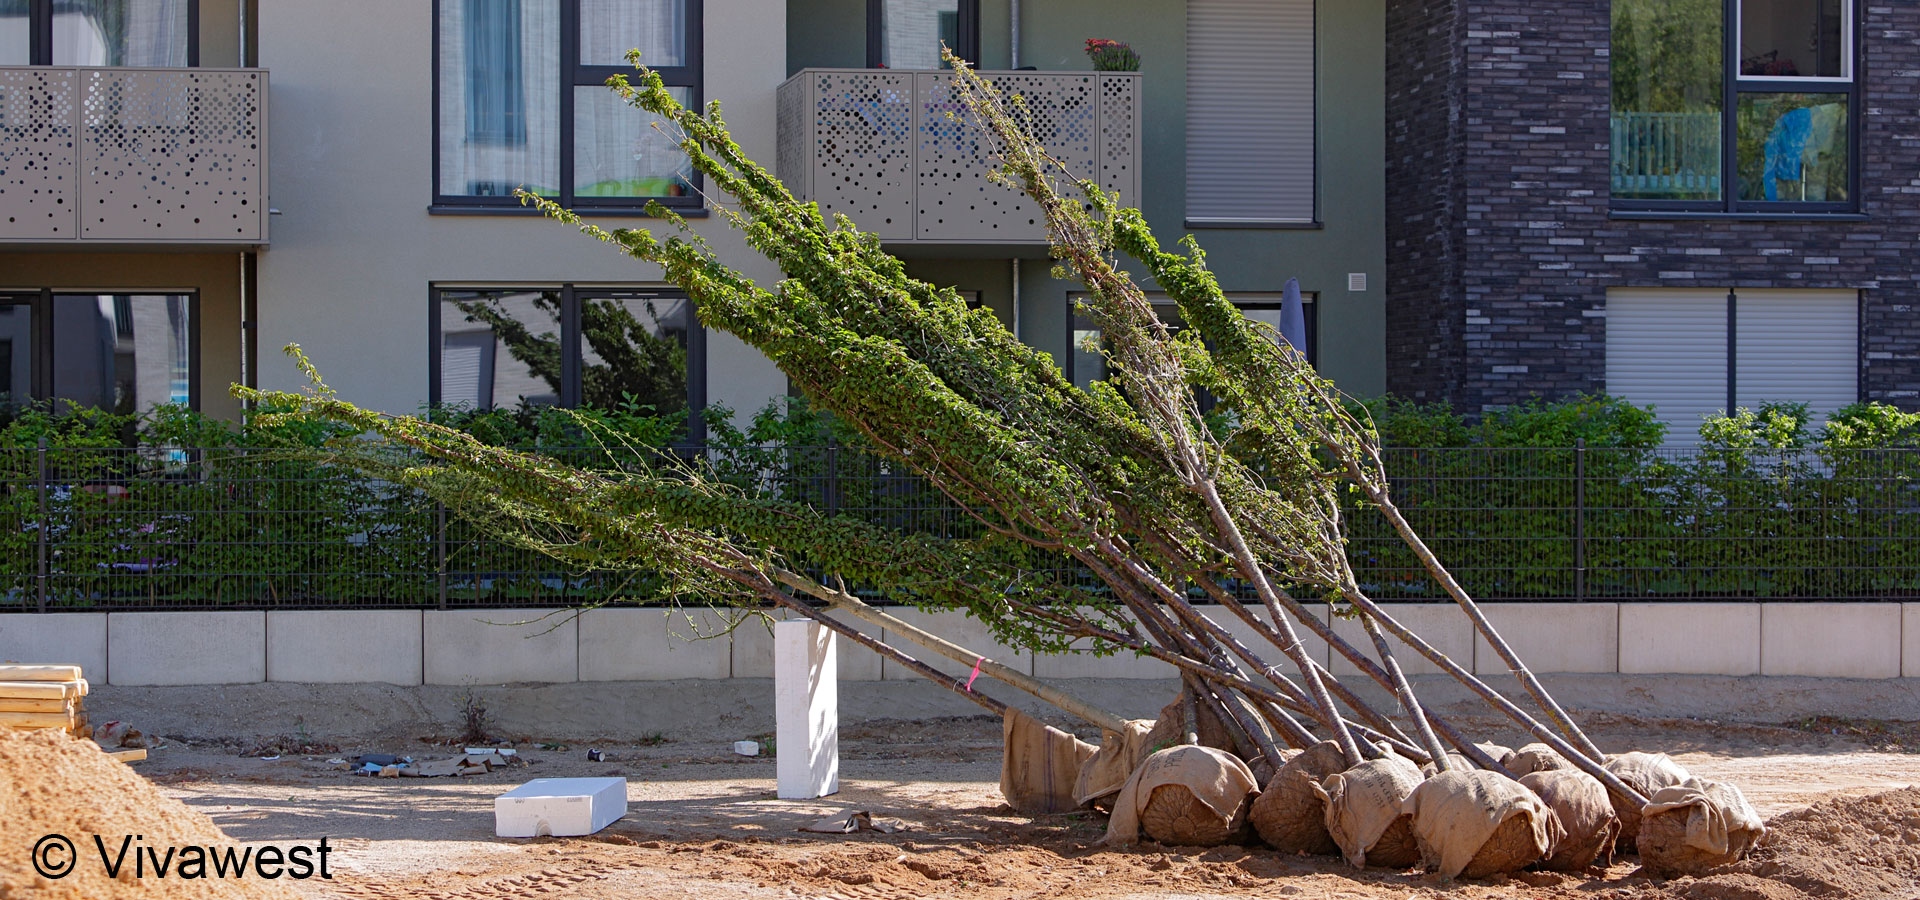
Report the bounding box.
[0,67,267,245]
[777,68,1140,245]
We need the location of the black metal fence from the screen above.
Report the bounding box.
[1,441,1916,611]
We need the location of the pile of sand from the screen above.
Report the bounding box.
[0,729,298,899]
[1649,787,1920,900]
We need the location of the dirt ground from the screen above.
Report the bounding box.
[119,708,1920,900]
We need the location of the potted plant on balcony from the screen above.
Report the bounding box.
[1085,38,1140,72]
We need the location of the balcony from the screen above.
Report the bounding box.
[0,67,268,246]
[777,68,1140,245]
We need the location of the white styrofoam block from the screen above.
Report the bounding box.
[495,777,627,837]
[775,620,838,799]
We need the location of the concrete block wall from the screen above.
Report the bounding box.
[3,601,1915,685]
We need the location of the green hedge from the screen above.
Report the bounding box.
[2,396,1917,608]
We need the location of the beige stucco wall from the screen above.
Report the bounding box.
[254,0,789,421]
[0,251,246,421]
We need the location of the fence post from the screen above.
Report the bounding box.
[825,440,841,516]
[35,437,48,613]
[1573,438,1586,602]
[435,501,448,610]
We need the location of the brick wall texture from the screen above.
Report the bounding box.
[1385,0,1920,410]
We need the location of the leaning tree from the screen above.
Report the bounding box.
[238,53,1647,810]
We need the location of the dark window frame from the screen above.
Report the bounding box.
[428,283,707,444]
[0,288,202,412]
[17,0,201,66]
[430,0,705,212]
[1610,0,1861,215]
[865,0,978,69]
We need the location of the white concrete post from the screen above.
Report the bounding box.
[775,620,839,799]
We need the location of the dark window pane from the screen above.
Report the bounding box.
[1740,0,1845,78]
[0,0,27,65]
[572,85,694,200]
[1610,0,1724,201]
[578,0,685,67]
[52,0,190,66]
[578,294,691,421]
[1737,93,1848,202]
[0,302,32,406]
[879,0,959,69]
[50,294,190,415]
[438,0,560,197]
[438,290,562,409]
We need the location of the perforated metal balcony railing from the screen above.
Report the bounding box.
[0,67,268,245]
[777,68,1140,244]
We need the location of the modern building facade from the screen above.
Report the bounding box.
[1387,0,1914,437]
[2,0,1387,434]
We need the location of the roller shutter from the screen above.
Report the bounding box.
[1186,0,1315,224]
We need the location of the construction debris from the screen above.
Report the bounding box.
[797,810,910,835]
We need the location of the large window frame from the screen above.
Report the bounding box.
[9,0,201,66]
[430,0,705,214]
[428,283,707,443]
[1611,0,1861,215]
[1067,292,1319,395]
[0,289,202,412]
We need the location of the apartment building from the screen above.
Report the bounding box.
[1387,0,1913,437]
[1,0,1385,432]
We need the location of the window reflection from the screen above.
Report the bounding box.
[878,0,959,69]
[1737,93,1847,202]
[439,290,563,410]
[1739,0,1845,78]
[0,302,32,406]
[50,294,191,415]
[51,0,190,66]
[578,293,690,417]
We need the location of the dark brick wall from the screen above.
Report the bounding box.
[1386,0,1920,411]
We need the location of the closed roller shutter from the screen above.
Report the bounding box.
[1734,289,1858,426]
[1186,0,1315,224]
[1605,289,1728,445]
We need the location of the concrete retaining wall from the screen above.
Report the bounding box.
[3,602,1915,685]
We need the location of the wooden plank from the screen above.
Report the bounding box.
[0,698,74,714]
[0,681,84,700]
[0,665,83,682]
[106,748,147,763]
[0,710,75,729]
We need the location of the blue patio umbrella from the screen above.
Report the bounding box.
[1279,277,1309,357]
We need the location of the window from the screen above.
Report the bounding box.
[1070,292,1318,392]
[2,0,197,66]
[434,0,702,210]
[0,291,197,414]
[1611,0,1856,211]
[866,0,977,69]
[1185,0,1315,226]
[430,285,705,439]
[1605,288,1858,443]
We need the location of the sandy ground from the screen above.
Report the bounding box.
[121,706,1920,900]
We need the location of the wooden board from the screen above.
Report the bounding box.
[0,665,83,682]
[0,710,75,729]
[0,680,85,700]
[106,749,147,763]
[0,698,75,714]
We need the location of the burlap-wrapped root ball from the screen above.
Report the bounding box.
[1636,778,1765,877]
[1403,769,1560,879]
[1103,745,1259,847]
[1311,754,1426,869]
[1421,752,1477,778]
[1250,740,1348,854]
[1503,742,1570,776]
[1604,751,1690,852]
[1520,769,1619,871]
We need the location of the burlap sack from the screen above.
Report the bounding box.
[1422,751,1476,778]
[1250,740,1347,854]
[1072,718,1154,809]
[1503,742,1569,776]
[1604,751,1691,851]
[1310,754,1426,869]
[1475,742,1515,763]
[1637,778,1765,877]
[1402,769,1558,879]
[1103,744,1259,847]
[1000,708,1098,815]
[1520,769,1619,871]
[1140,691,1236,757]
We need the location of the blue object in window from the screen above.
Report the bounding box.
[465,0,526,146]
